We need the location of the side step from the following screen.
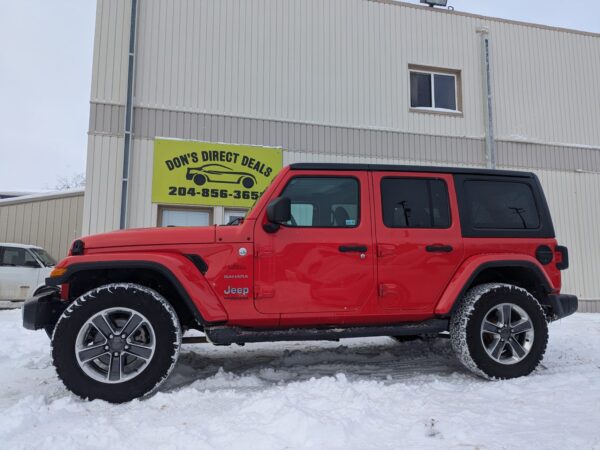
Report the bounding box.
[204,319,449,346]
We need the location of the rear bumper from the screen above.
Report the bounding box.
[547,294,578,321]
[22,289,67,331]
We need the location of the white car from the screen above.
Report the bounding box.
[0,243,56,303]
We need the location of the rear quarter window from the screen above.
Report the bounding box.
[465,180,540,230]
[454,174,555,238]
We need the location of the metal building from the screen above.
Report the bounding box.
[0,189,85,259]
[84,0,600,307]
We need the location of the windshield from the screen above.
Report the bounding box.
[31,248,57,267]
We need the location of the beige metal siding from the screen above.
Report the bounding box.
[84,0,600,301]
[82,134,124,235]
[133,0,485,139]
[127,0,600,150]
[90,0,131,105]
[490,21,600,148]
[578,300,600,314]
[0,192,84,260]
[535,169,600,300]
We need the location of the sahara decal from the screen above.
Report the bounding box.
[152,139,283,207]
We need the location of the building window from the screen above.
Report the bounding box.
[158,206,212,227]
[224,209,248,225]
[409,65,461,113]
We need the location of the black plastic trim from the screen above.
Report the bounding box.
[446,260,554,316]
[556,245,569,270]
[22,289,67,331]
[46,261,206,324]
[185,254,209,275]
[453,173,556,238]
[535,245,554,265]
[290,163,534,178]
[205,319,449,345]
[547,294,578,320]
[71,239,84,256]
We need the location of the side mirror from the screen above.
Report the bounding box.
[264,197,291,233]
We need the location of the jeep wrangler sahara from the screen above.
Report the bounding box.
[23,163,577,403]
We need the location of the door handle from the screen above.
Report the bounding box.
[425,245,453,253]
[339,245,368,253]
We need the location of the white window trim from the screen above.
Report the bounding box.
[409,69,460,113]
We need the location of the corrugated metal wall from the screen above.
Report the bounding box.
[83,0,600,302]
[121,0,600,148]
[0,191,84,260]
[81,134,124,235]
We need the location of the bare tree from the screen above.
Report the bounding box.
[55,173,86,190]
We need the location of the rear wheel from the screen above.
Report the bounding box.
[450,283,548,379]
[52,283,181,403]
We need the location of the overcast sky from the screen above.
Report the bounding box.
[0,1,598,192]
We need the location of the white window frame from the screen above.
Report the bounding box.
[157,205,213,227]
[409,69,460,114]
[223,208,249,225]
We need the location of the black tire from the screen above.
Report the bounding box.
[193,174,207,186]
[450,283,548,380]
[52,283,181,403]
[242,177,255,189]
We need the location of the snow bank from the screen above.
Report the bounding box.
[1,309,599,449]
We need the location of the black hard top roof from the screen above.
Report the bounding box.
[290,163,535,178]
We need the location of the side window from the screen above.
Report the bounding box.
[381,178,451,229]
[280,177,360,228]
[0,247,39,268]
[464,180,540,229]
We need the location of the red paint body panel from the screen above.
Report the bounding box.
[55,165,566,330]
[372,172,464,313]
[57,252,229,323]
[434,252,558,315]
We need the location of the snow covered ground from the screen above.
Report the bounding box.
[0,309,599,450]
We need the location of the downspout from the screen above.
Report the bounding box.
[477,27,496,169]
[120,0,139,229]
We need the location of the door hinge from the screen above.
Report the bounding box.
[377,244,396,257]
[254,285,275,299]
[378,283,398,297]
[255,249,273,258]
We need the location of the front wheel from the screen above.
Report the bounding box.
[52,283,181,403]
[450,283,548,380]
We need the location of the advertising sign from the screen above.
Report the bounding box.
[152,139,283,207]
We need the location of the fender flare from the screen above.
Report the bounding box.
[46,254,228,324]
[435,255,555,316]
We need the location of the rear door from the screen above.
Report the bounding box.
[372,172,464,313]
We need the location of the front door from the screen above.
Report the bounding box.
[372,172,464,313]
[254,171,376,316]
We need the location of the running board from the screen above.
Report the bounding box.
[204,319,449,346]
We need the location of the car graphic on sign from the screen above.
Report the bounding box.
[185,164,257,189]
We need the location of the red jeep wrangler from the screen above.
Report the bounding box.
[23,163,577,403]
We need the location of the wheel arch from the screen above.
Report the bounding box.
[49,260,225,330]
[436,258,555,317]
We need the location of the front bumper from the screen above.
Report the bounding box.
[547,294,578,321]
[22,289,67,331]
